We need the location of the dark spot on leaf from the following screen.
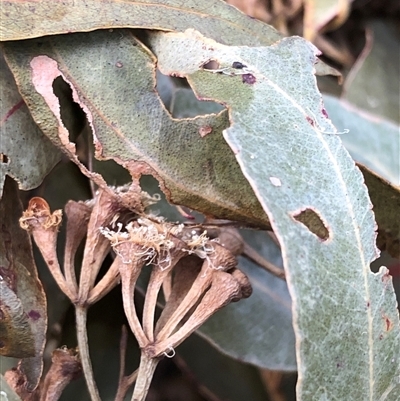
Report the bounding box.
[0,153,9,164]
[1,99,24,124]
[321,108,329,118]
[292,208,330,241]
[48,260,54,266]
[232,61,247,69]
[366,301,370,308]
[0,340,4,348]
[242,74,256,85]
[28,310,41,321]
[306,116,315,126]
[383,314,393,331]
[379,334,383,340]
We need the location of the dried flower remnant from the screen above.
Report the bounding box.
[40,347,82,401]
[102,221,252,401]
[19,184,154,401]
[20,186,253,401]
[4,346,82,401]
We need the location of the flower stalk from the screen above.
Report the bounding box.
[20,187,254,401]
[102,222,253,401]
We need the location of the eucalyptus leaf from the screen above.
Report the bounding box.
[1,0,282,43]
[150,29,400,400]
[0,52,60,197]
[323,95,399,187]
[2,30,267,227]
[0,0,338,78]
[0,178,47,391]
[343,20,400,124]
[323,94,400,258]
[170,87,224,118]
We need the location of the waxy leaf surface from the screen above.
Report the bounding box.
[150,29,400,400]
[0,52,60,197]
[2,30,267,227]
[0,0,338,78]
[324,94,400,258]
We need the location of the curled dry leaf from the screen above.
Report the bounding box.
[0,178,47,392]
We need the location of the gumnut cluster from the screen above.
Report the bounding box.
[20,184,252,401]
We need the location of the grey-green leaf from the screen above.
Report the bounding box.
[0,0,339,78]
[323,94,400,258]
[324,94,399,187]
[2,30,268,227]
[151,29,400,400]
[0,52,60,197]
[343,20,400,124]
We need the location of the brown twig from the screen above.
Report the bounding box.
[173,353,226,401]
[75,306,101,401]
[242,242,286,280]
[114,326,138,401]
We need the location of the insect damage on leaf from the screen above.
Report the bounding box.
[242,73,256,85]
[292,208,330,241]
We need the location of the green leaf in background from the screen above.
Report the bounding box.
[199,229,296,371]
[170,87,224,118]
[323,94,400,258]
[0,52,60,197]
[343,20,400,124]
[150,29,400,400]
[2,30,268,227]
[178,333,271,401]
[324,95,399,186]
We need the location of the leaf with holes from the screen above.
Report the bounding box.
[2,30,268,227]
[150,29,400,400]
[0,52,60,197]
[0,0,339,78]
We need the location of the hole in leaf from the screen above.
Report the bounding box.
[292,208,330,241]
[155,68,225,119]
[52,76,87,144]
[156,68,186,110]
[52,76,130,186]
[1,153,9,164]
[201,60,220,70]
